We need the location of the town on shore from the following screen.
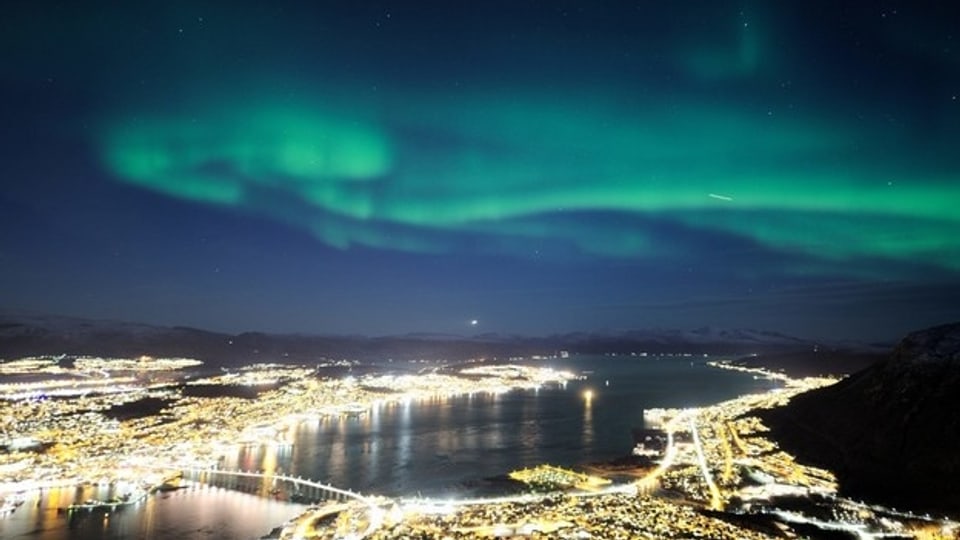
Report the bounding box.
[1,354,956,539]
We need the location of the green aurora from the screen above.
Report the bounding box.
[101,91,960,270]
[3,1,959,337]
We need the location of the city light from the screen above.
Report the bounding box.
[1,355,953,539]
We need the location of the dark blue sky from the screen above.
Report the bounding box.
[2,1,958,340]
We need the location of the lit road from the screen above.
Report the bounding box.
[401,481,637,513]
[636,408,691,492]
[690,413,723,510]
[726,420,750,456]
[717,421,734,484]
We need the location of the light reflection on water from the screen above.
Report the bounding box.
[220,355,776,497]
[3,356,776,539]
[0,484,306,540]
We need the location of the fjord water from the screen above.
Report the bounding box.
[2,355,777,539]
[0,486,306,540]
[223,355,778,496]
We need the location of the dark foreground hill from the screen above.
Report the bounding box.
[761,322,960,516]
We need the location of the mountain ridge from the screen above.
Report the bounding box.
[0,312,883,366]
[761,321,960,516]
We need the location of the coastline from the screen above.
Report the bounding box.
[7,356,954,539]
[1,363,580,499]
[278,361,958,539]
[272,361,832,538]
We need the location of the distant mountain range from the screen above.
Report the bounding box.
[0,312,885,367]
[762,321,960,515]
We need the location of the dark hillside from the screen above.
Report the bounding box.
[762,322,960,516]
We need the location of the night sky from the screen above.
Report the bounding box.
[2,1,958,341]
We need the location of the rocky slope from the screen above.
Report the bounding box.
[762,322,960,515]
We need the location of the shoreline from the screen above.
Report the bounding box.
[1,363,580,498]
[11,356,948,539]
[2,358,775,499]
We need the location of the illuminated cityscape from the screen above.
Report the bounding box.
[2,354,956,539]
[0,358,575,488]
[2,1,959,538]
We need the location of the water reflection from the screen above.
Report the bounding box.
[397,398,412,472]
[259,444,277,497]
[0,484,305,540]
[215,356,777,497]
[582,388,595,447]
[7,356,778,539]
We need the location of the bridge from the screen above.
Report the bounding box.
[180,467,367,504]
[176,466,384,539]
